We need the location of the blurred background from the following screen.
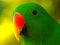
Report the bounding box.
[0,0,60,45]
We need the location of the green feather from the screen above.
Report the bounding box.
[14,2,60,45]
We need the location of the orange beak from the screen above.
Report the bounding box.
[13,12,25,41]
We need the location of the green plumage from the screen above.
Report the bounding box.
[14,2,60,45]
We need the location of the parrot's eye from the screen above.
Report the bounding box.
[32,10,37,16]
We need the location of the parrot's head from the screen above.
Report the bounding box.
[13,3,54,41]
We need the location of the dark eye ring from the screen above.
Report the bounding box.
[32,10,37,16]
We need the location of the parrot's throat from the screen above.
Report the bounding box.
[20,25,46,45]
[21,35,46,45]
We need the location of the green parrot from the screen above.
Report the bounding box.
[13,2,60,45]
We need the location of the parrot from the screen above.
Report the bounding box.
[13,2,60,45]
